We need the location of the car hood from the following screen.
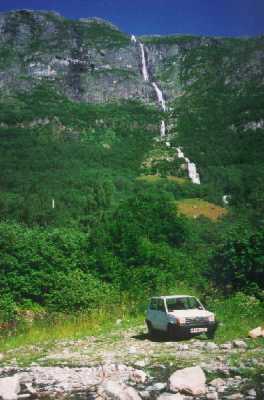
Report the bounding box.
[168,309,214,318]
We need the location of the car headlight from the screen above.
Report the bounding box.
[176,317,186,325]
[208,314,215,322]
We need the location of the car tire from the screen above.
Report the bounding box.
[167,324,176,339]
[206,328,216,339]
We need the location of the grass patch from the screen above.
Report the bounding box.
[137,175,188,184]
[0,308,143,354]
[176,198,228,221]
[208,293,264,343]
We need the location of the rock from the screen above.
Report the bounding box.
[176,344,189,351]
[134,360,147,368]
[209,378,226,390]
[0,376,20,400]
[130,370,147,384]
[220,342,232,350]
[248,327,264,339]
[100,381,141,400]
[247,388,257,397]
[233,340,247,349]
[168,366,207,396]
[207,392,218,400]
[128,347,138,355]
[150,382,166,391]
[226,394,243,400]
[157,394,184,400]
[139,390,151,399]
[206,342,218,351]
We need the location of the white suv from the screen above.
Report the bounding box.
[146,295,217,339]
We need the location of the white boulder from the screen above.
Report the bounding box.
[168,366,207,395]
[232,340,247,349]
[0,376,20,400]
[101,380,141,400]
[207,392,218,400]
[158,393,184,400]
[248,326,264,339]
[130,369,147,384]
[209,377,226,390]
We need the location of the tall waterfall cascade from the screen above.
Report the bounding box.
[176,148,201,184]
[139,43,149,82]
[131,36,201,185]
[152,83,166,112]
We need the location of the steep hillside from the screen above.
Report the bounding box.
[0,10,264,318]
[0,10,152,103]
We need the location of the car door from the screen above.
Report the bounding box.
[147,298,159,329]
[155,299,168,331]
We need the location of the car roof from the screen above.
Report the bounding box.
[150,295,195,300]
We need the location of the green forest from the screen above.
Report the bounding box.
[0,11,263,343]
[0,82,263,329]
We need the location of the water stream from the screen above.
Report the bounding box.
[131,36,201,184]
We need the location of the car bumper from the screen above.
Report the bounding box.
[169,321,218,337]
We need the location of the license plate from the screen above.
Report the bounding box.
[190,327,208,333]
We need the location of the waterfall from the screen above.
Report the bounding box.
[223,195,231,205]
[160,120,166,138]
[139,43,149,82]
[132,35,201,185]
[177,147,200,185]
[152,82,166,112]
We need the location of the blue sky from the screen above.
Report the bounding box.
[0,0,263,37]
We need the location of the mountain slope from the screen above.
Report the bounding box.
[0,11,264,314]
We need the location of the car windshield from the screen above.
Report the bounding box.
[166,297,201,311]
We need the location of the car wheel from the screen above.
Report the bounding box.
[167,324,176,339]
[206,329,216,339]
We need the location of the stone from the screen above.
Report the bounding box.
[130,370,147,384]
[176,344,189,351]
[128,347,138,354]
[209,378,226,389]
[206,342,218,351]
[226,394,243,400]
[207,392,218,400]
[157,394,184,400]
[101,381,141,400]
[233,340,247,349]
[247,388,257,397]
[168,366,207,396]
[220,342,232,350]
[151,382,166,391]
[134,360,147,368]
[139,390,151,399]
[0,376,20,400]
[248,327,264,339]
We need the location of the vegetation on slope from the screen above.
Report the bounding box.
[0,29,263,347]
[167,37,264,223]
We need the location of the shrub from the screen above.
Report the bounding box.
[0,293,16,323]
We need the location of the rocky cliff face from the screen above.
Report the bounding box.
[0,10,153,103]
[0,10,263,107]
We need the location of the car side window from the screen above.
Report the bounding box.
[157,299,166,312]
[149,299,157,310]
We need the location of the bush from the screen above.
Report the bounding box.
[0,293,16,323]
[44,269,117,312]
